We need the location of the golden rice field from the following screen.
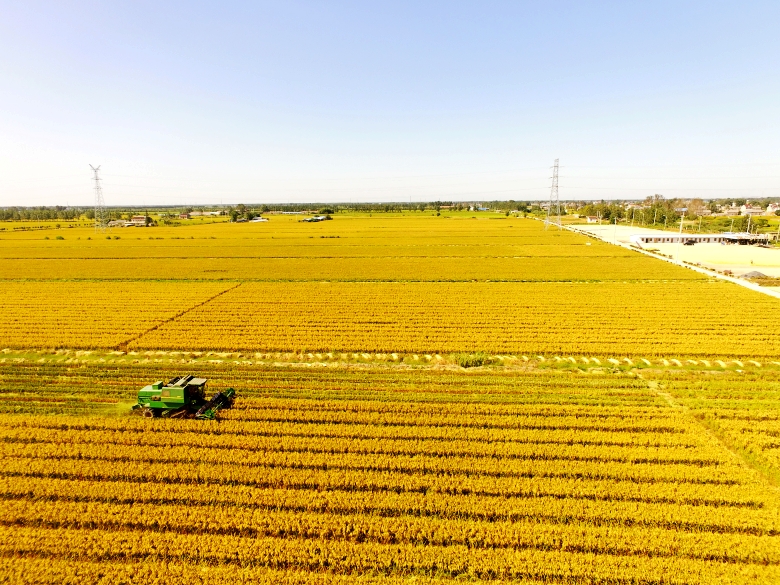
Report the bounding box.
[1,213,779,584]
[0,216,695,281]
[0,358,779,584]
[0,213,778,358]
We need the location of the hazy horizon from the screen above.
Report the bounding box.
[2,1,779,206]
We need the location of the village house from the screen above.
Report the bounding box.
[740,204,765,216]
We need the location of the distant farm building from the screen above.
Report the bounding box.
[630,232,771,247]
[741,205,765,216]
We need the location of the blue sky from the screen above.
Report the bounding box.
[1,1,779,206]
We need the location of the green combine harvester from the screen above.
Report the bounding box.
[132,375,236,419]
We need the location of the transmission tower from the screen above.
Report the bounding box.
[545,158,561,230]
[90,165,108,232]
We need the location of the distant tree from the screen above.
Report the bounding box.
[686,198,705,219]
[577,201,625,222]
[732,215,751,231]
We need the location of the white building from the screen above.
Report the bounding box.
[740,204,765,216]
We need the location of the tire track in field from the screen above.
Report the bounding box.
[647,380,780,489]
[116,282,242,352]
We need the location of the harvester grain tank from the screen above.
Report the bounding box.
[132,375,235,419]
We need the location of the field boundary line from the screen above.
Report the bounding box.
[116,282,242,352]
[0,277,703,283]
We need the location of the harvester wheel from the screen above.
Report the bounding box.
[141,407,156,418]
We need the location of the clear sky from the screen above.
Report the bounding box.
[1,1,779,206]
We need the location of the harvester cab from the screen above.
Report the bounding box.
[132,375,235,420]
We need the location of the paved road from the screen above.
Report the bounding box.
[573,223,780,278]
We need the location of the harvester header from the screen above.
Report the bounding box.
[132,375,235,419]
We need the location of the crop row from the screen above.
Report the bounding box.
[0,415,705,448]
[1,457,762,507]
[0,426,725,466]
[0,365,661,408]
[217,409,689,433]
[0,238,640,260]
[231,396,664,417]
[3,476,775,536]
[0,557,506,585]
[0,254,700,282]
[4,525,778,583]
[0,442,740,486]
[4,499,778,565]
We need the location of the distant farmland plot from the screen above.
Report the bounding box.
[0,214,776,357]
[0,216,695,281]
[132,280,780,357]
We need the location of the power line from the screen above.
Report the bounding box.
[545,159,562,231]
[90,165,108,233]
